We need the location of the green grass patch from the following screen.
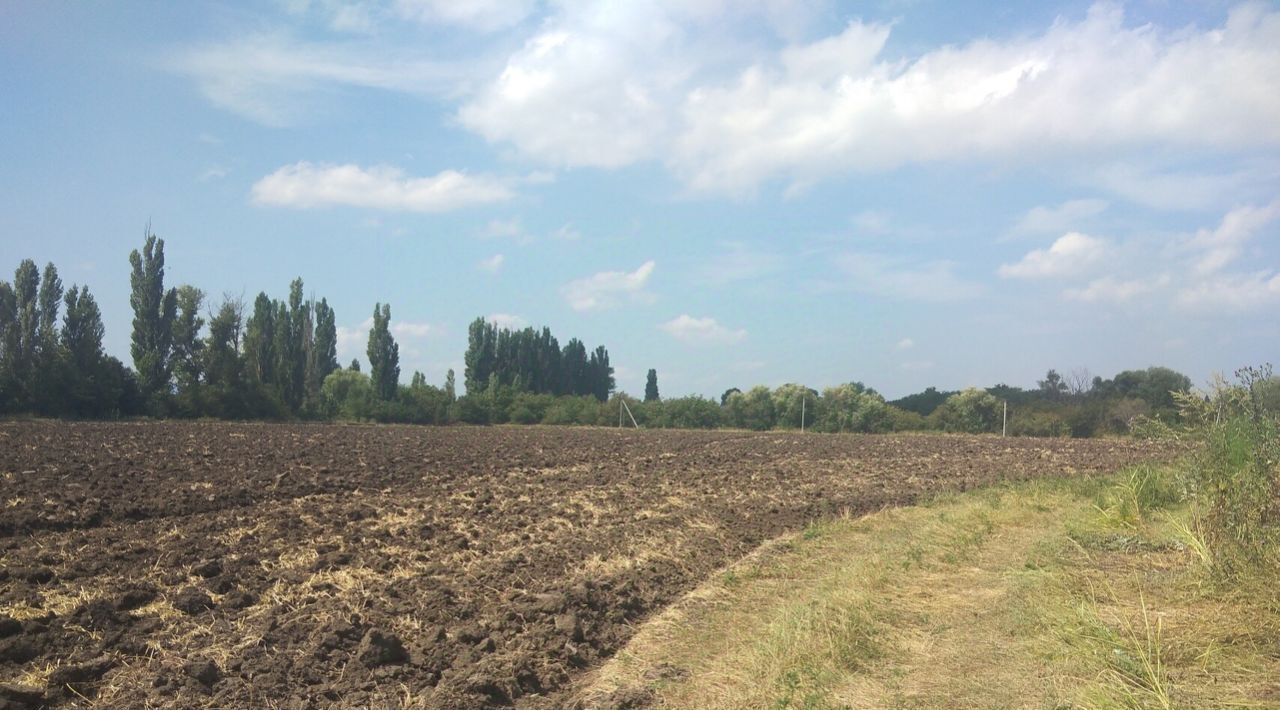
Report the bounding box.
[576,464,1280,709]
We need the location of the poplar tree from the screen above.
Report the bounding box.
[367,303,399,400]
[243,292,276,385]
[61,285,106,415]
[171,285,205,397]
[128,233,177,407]
[312,298,338,381]
[645,369,659,402]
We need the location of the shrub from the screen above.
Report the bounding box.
[937,388,1001,434]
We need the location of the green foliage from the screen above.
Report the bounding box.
[937,388,1001,434]
[644,368,659,402]
[321,369,373,419]
[647,395,722,429]
[366,303,399,401]
[128,232,178,411]
[463,317,613,401]
[724,386,776,431]
[540,395,603,426]
[771,383,816,429]
[310,297,339,401]
[884,405,930,432]
[170,285,205,410]
[889,386,955,416]
[1194,408,1279,579]
[813,383,890,433]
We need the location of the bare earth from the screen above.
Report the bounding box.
[0,422,1176,708]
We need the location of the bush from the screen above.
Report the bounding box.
[1181,366,1280,580]
[937,388,1001,434]
[321,370,373,420]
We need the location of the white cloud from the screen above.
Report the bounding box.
[1009,199,1108,237]
[561,260,656,312]
[251,162,514,212]
[198,165,230,181]
[1177,272,1280,311]
[487,313,526,329]
[394,0,535,31]
[895,337,914,350]
[478,253,505,274]
[673,5,1280,193]
[1063,275,1168,304]
[998,232,1108,279]
[171,33,470,125]
[1087,163,1270,212]
[175,4,1280,198]
[833,253,983,302]
[1186,200,1280,275]
[660,315,747,345]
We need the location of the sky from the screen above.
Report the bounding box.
[1,0,1278,400]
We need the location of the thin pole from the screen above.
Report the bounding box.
[619,398,624,428]
[1002,401,1007,437]
[801,396,806,433]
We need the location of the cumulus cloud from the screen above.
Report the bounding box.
[561,260,656,312]
[672,5,1280,193]
[251,162,514,212]
[660,315,747,345]
[478,253,505,274]
[833,253,983,302]
[453,3,1280,194]
[999,232,1108,279]
[1009,199,1108,237]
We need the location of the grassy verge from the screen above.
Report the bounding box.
[575,465,1280,709]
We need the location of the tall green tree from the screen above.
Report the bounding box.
[313,295,343,388]
[8,260,40,408]
[0,281,16,410]
[171,285,205,399]
[561,338,588,396]
[367,303,399,401]
[644,368,659,402]
[128,233,178,407]
[464,317,497,394]
[61,285,107,415]
[243,292,276,386]
[204,296,245,417]
[32,263,65,412]
[278,278,308,410]
[587,345,614,402]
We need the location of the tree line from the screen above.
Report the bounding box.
[3,231,1244,437]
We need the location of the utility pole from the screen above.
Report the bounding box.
[1002,401,1007,437]
[801,396,806,433]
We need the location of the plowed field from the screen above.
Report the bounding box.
[0,422,1175,708]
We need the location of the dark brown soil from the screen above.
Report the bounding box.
[0,422,1177,708]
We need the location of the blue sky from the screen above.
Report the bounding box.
[2,1,1278,399]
